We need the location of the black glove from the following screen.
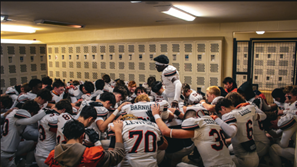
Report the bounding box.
[171,100,179,108]
[44,108,56,115]
[85,129,99,143]
[146,110,156,123]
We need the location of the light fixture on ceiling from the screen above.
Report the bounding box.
[256,31,265,35]
[173,5,202,17]
[1,15,11,22]
[162,7,196,21]
[1,39,41,44]
[1,25,37,33]
[34,20,85,28]
[131,1,142,3]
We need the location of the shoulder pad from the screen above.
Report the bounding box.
[211,96,224,105]
[17,94,29,103]
[88,101,103,107]
[278,114,296,130]
[14,109,31,119]
[95,107,108,117]
[182,117,206,130]
[222,113,237,124]
[163,66,177,77]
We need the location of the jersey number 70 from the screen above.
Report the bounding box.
[128,130,157,153]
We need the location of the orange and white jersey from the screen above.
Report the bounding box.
[108,120,162,167]
[56,113,74,144]
[162,65,179,98]
[182,116,234,167]
[283,100,297,115]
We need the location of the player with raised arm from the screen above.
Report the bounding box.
[151,103,235,167]
[213,98,259,167]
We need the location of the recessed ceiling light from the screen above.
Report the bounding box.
[256,31,265,34]
[34,20,84,28]
[173,5,202,17]
[1,25,37,33]
[1,39,41,44]
[162,7,195,21]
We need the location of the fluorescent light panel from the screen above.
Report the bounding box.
[1,39,41,44]
[173,5,202,17]
[1,25,36,33]
[162,7,195,21]
[256,31,265,34]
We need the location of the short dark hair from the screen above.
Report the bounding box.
[63,120,85,140]
[42,76,53,85]
[184,109,196,119]
[215,98,233,113]
[102,74,111,83]
[115,79,125,87]
[55,99,73,114]
[147,76,156,87]
[52,79,65,88]
[272,88,285,103]
[83,81,95,93]
[21,100,40,115]
[29,79,42,89]
[80,106,97,120]
[72,80,80,86]
[113,86,128,100]
[151,81,163,93]
[22,83,31,93]
[100,92,116,107]
[222,77,237,88]
[95,79,105,90]
[0,95,13,109]
[284,85,297,96]
[37,89,52,102]
[225,92,246,107]
[135,87,147,94]
[182,83,191,93]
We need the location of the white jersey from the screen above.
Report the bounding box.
[1,109,29,152]
[49,91,64,104]
[56,113,74,144]
[81,93,96,101]
[151,91,168,102]
[36,112,59,158]
[11,91,37,108]
[162,65,180,99]
[103,83,114,92]
[5,85,21,102]
[108,120,162,167]
[222,104,257,157]
[283,100,297,115]
[67,85,83,103]
[187,90,203,105]
[182,116,234,167]
[211,96,224,105]
[120,100,170,121]
[273,99,286,110]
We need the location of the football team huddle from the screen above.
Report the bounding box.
[1,54,297,167]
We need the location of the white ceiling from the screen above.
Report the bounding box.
[1,1,297,36]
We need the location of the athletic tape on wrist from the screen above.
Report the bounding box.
[154,114,161,120]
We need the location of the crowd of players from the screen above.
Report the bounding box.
[1,54,297,167]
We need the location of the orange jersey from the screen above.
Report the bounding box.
[45,146,105,167]
[225,88,237,93]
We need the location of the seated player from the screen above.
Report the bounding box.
[92,79,105,100]
[223,77,237,93]
[1,100,54,167]
[45,119,126,167]
[269,114,297,167]
[151,104,235,167]
[80,81,96,101]
[41,76,53,91]
[108,114,168,167]
[102,74,114,92]
[214,98,259,167]
[271,87,286,110]
[3,83,31,104]
[67,80,83,103]
[151,81,168,102]
[48,79,65,107]
[277,85,297,115]
[181,83,203,106]
[126,81,137,101]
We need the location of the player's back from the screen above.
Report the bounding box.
[36,112,59,157]
[223,104,256,156]
[56,112,73,144]
[1,109,29,152]
[121,120,161,167]
[182,116,234,167]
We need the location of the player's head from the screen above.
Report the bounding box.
[121,114,138,121]
[225,92,246,107]
[29,78,43,93]
[283,85,297,103]
[100,92,116,109]
[272,87,285,103]
[151,81,163,95]
[22,100,40,116]
[52,79,65,95]
[182,83,191,98]
[128,81,137,94]
[115,79,125,87]
[83,81,95,94]
[42,76,53,88]
[135,86,147,96]
[95,79,105,90]
[135,94,150,102]
[55,99,73,114]
[206,86,221,103]
[63,120,85,143]
[215,98,234,115]
[36,89,52,105]
[102,74,111,84]
[113,86,128,102]
[147,76,156,88]
[223,77,237,90]
[184,109,197,119]
[154,55,169,72]
[237,81,254,101]
[72,80,80,86]
[0,95,13,110]
[78,105,97,127]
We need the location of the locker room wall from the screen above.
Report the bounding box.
[47,39,222,93]
[1,44,48,94]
